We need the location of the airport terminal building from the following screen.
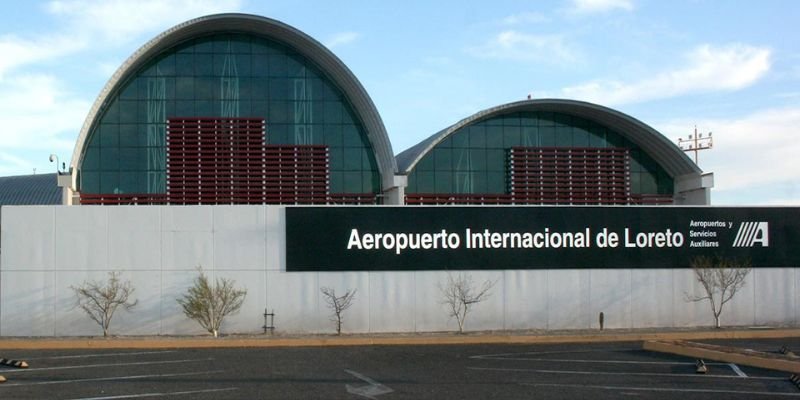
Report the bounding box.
[0,14,796,337]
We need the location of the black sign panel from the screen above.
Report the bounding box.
[285,206,800,271]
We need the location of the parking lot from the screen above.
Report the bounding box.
[0,338,799,399]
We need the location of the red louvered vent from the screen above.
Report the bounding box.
[166,118,267,205]
[509,147,631,205]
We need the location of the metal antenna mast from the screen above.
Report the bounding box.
[678,126,714,166]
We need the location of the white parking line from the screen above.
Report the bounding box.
[471,355,718,366]
[24,351,177,360]
[66,387,239,400]
[521,382,800,397]
[471,348,638,359]
[729,363,748,377]
[468,366,782,380]
[1,358,214,373]
[0,370,222,388]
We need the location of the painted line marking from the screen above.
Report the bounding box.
[1,358,213,373]
[729,363,748,378]
[471,348,640,359]
[471,355,726,366]
[65,387,239,400]
[468,366,781,380]
[345,369,394,399]
[24,351,177,360]
[521,382,800,397]
[0,370,222,388]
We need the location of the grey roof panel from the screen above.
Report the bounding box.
[0,173,61,206]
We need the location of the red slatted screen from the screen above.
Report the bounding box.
[264,145,329,204]
[509,147,631,205]
[80,117,378,205]
[405,193,514,205]
[166,118,266,205]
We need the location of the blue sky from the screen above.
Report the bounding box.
[0,0,798,205]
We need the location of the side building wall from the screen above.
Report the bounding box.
[0,205,797,336]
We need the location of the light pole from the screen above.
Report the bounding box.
[678,126,713,166]
[49,154,66,174]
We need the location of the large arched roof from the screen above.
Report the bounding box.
[71,13,397,187]
[396,99,701,179]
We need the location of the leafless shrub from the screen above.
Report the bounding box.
[320,287,357,335]
[685,256,751,328]
[177,269,247,337]
[71,271,138,337]
[438,272,496,334]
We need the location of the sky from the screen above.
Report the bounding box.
[0,0,798,205]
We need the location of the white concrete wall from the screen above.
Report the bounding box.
[0,205,796,336]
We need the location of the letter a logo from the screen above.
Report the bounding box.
[732,222,769,247]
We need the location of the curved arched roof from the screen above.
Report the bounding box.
[71,13,397,188]
[397,99,701,179]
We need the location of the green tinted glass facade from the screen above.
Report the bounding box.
[406,112,673,195]
[79,33,380,195]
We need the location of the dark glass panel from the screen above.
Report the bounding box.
[343,147,362,171]
[486,149,505,171]
[195,53,214,76]
[555,128,572,147]
[472,171,488,193]
[99,125,119,147]
[486,126,503,149]
[343,172,362,192]
[342,125,361,147]
[175,53,194,75]
[434,147,452,170]
[416,154,434,171]
[434,171,452,192]
[416,171,434,192]
[324,101,343,124]
[469,125,486,148]
[451,130,469,148]
[268,54,288,77]
[82,148,100,170]
[81,172,100,193]
[269,78,289,99]
[268,101,289,123]
[469,148,487,171]
[100,147,120,170]
[100,171,120,193]
[329,146,343,170]
[521,126,538,147]
[119,147,145,171]
[503,126,521,148]
[540,127,555,146]
[486,172,505,193]
[330,171,343,193]
[252,54,270,77]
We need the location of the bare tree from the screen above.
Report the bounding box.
[685,256,751,328]
[438,272,496,334]
[71,271,138,337]
[320,287,357,335]
[177,269,247,337]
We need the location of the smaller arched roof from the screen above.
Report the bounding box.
[71,13,397,188]
[396,99,701,179]
[0,174,61,206]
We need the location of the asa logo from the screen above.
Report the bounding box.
[732,222,769,247]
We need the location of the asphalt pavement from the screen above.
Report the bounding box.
[1,338,800,399]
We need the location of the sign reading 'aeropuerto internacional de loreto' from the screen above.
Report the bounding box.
[285,206,800,271]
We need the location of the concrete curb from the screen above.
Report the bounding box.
[643,339,800,374]
[1,328,799,350]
